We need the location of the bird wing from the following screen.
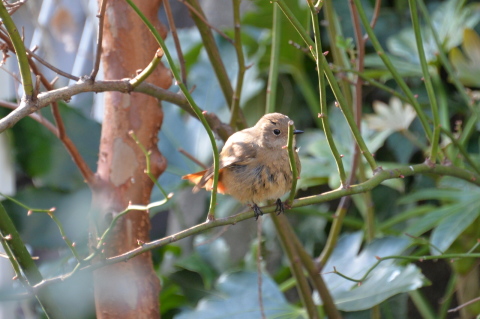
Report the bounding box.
[182,135,258,193]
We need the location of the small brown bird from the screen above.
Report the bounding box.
[182,113,302,219]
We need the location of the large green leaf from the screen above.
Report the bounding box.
[399,178,480,255]
[430,204,480,255]
[175,271,301,319]
[319,232,426,312]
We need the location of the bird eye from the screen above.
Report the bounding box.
[273,129,281,135]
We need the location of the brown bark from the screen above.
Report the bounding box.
[91,0,171,318]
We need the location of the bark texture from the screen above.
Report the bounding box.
[92,0,171,318]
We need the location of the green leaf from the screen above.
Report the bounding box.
[175,253,217,290]
[175,271,301,319]
[319,232,426,312]
[10,115,54,177]
[430,204,480,255]
[399,182,480,253]
[194,235,231,273]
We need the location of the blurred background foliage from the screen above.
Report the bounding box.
[1,0,480,318]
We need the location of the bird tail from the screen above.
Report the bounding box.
[182,169,226,194]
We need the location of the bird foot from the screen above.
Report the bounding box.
[275,198,285,215]
[252,204,263,220]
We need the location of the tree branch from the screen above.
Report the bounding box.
[27,162,480,292]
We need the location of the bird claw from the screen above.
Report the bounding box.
[275,198,285,215]
[253,204,263,220]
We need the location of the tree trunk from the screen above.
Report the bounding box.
[91,0,171,318]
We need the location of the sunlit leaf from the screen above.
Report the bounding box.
[175,271,301,319]
[318,232,426,311]
[400,180,480,255]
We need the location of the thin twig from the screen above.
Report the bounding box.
[178,147,208,169]
[265,4,281,114]
[90,0,108,80]
[408,0,440,163]
[363,0,382,41]
[286,120,299,204]
[163,0,187,85]
[229,0,247,129]
[0,99,58,134]
[0,79,233,141]
[305,0,347,186]
[129,131,172,200]
[178,0,233,44]
[27,58,95,184]
[271,213,319,319]
[448,296,480,313]
[0,30,79,81]
[27,49,79,81]
[0,2,32,97]
[348,0,375,241]
[284,213,342,319]
[256,217,266,319]
[352,0,433,142]
[129,48,164,88]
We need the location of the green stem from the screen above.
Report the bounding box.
[125,0,220,219]
[129,49,163,88]
[317,197,349,266]
[459,114,477,146]
[336,67,411,104]
[438,273,457,319]
[183,1,231,102]
[0,193,81,262]
[271,214,319,319]
[130,131,171,199]
[417,0,480,147]
[408,0,440,163]
[323,1,353,105]
[307,0,347,186]
[409,290,436,319]
[400,129,428,152]
[358,161,375,241]
[416,0,473,109]
[282,216,342,319]
[265,3,281,114]
[0,3,33,97]
[323,58,378,172]
[352,0,432,141]
[280,0,370,174]
[287,122,299,204]
[379,205,434,232]
[48,212,81,262]
[440,127,480,175]
[333,253,480,283]
[0,203,63,318]
[289,67,323,128]
[229,0,246,129]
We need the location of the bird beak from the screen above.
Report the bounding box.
[293,130,304,135]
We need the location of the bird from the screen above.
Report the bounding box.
[182,113,303,220]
